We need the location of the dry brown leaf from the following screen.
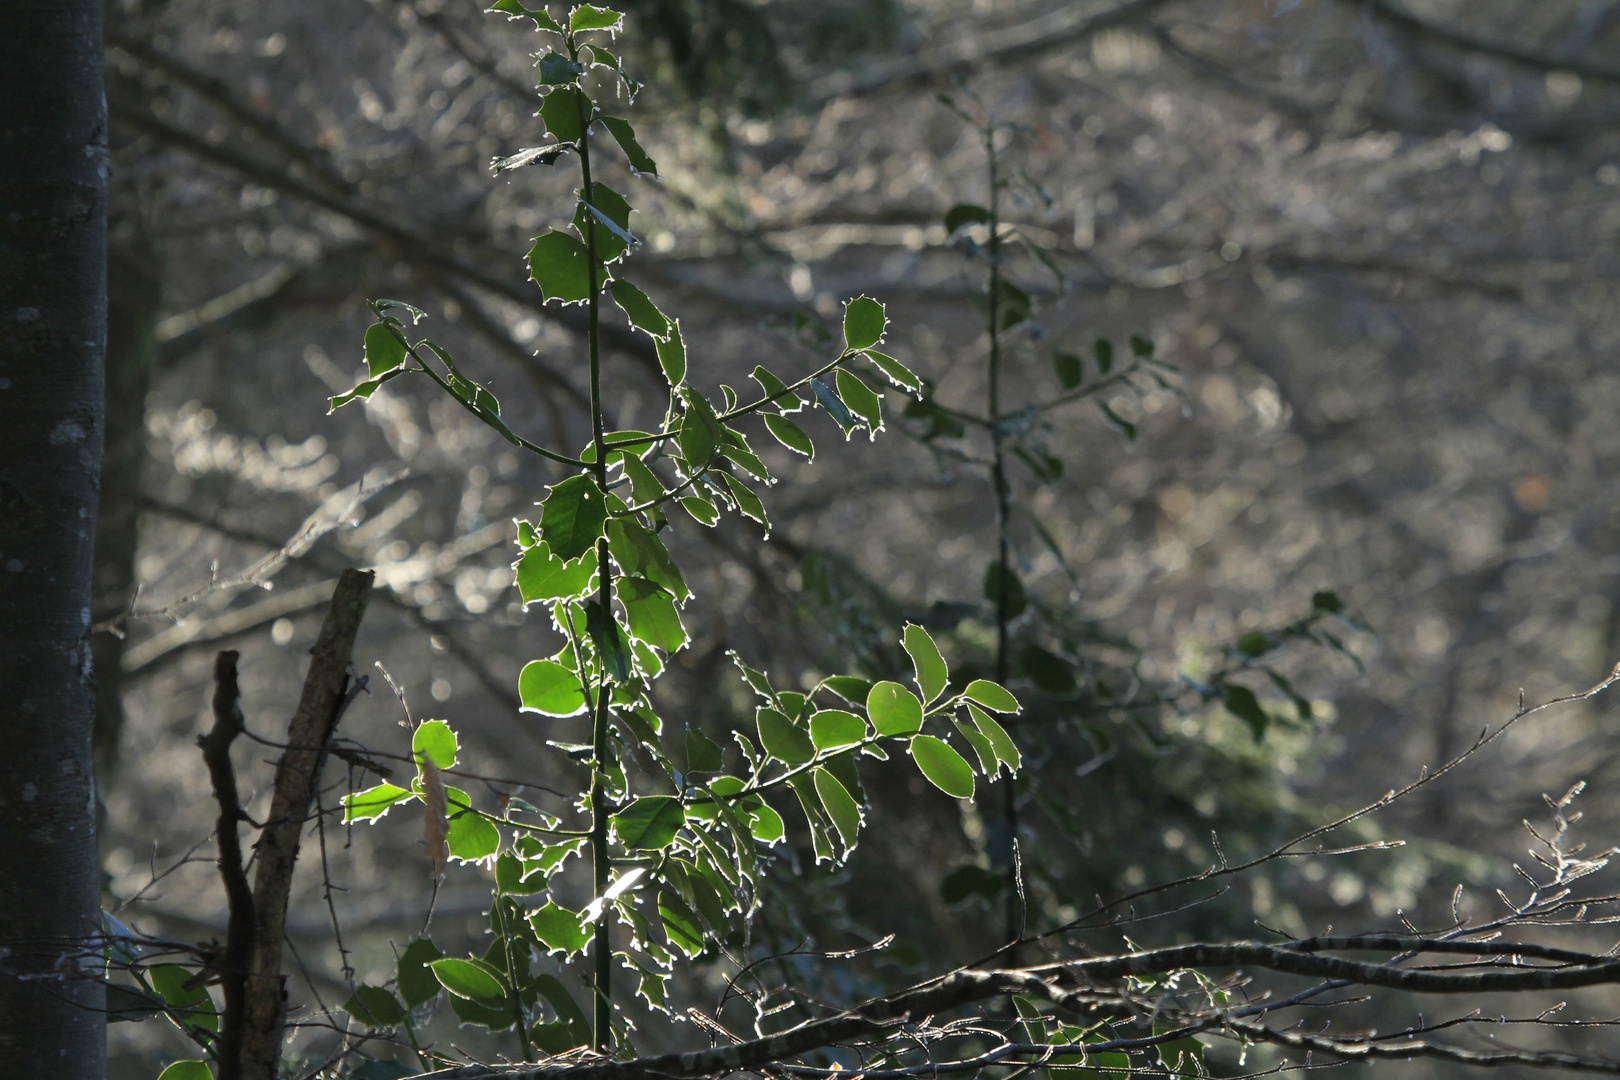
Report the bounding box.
[420,755,449,880]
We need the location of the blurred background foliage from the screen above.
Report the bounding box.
[96,0,1620,1074]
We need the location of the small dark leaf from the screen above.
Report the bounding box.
[982,562,1027,620]
[1236,631,1271,658]
[940,863,1006,905]
[1222,683,1270,741]
[1016,644,1075,695]
[1052,349,1082,389]
[944,203,992,234]
[1097,400,1136,441]
[1130,333,1155,358]
[538,52,586,85]
[1093,337,1114,374]
[1312,590,1345,614]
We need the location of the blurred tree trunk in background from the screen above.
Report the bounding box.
[0,2,109,1076]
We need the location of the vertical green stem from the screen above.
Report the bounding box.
[983,122,1020,951]
[573,47,615,1053]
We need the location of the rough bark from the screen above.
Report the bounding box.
[239,569,374,1080]
[0,2,109,1077]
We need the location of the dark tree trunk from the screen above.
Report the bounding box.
[0,2,109,1077]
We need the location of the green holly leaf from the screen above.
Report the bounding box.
[910,735,974,798]
[485,1,565,33]
[412,719,458,769]
[864,349,921,391]
[963,680,1020,714]
[902,623,949,704]
[680,493,719,526]
[430,958,507,1003]
[539,85,588,144]
[598,116,658,176]
[609,279,671,340]
[344,984,407,1028]
[866,681,923,737]
[612,796,684,849]
[527,229,594,305]
[821,675,873,705]
[842,295,887,350]
[529,901,592,957]
[540,474,607,561]
[764,413,814,458]
[519,659,588,717]
[343,782,413,822]
[616,576,687,652]
[756,707,815,764]
[686,727,724,772]
[810,377,856,436]
[570,4,623,31]
[810,709,866,751]
[836,368,883,438]
[812,767,862,849]
[721,473,768,532]
[572,181,633,262]
[678,389,724,468]
[657,318,686,386]
[539,51,585,84]
[515,542,596,603]
[364,322,408,377]
[396,938,444,1008]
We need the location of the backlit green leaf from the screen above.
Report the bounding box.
[572,181,632,262]
[866,681,923,737]
[612,796,684,849]
[527,229,593,304]
[822,675,873,705]
[686,727,724,772]
[810,709,866,751]
[539,51,585,84]
[678,389,724,468]
[430,958,507,1003]
[539,85,588,144]
[679,494,719,527]
[764,413,814,458]
[343,782,413,822]
[157,1063,213,1080]
[813,767,862,849]
[344,984,407,1028]
[529,902,592,957]
[485,1,564,33]
[756,707,815,764]
[836,368,883,437]
[657,318,686,386]
[515,542,596,603]
[607,518,689,600]
[842,295,887,350]
[963,679,1020,713]
[540,474,607,561]
[570,4,623,31]
[750,365,803,412]
[722,474,768,532]
[864,349,921,391]
[902,623,949,703]
[412,719,458,769]
[599,116,658,176]
[609,278,671,340]
[396,937,443,1007]
[518,660,588,717]
[364,322,408,377]
[910,735,974,798]
[616,576,687,652]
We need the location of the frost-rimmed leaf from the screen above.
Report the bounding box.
[538,51,585,85]
[599,116,658,176]
[722,474,768,533]
[396,937,444,1007]
[515,542,596,603]
[813,767,862,849]
[519,659,588,717]
[444,786,500,862]
[343,782,413,822]
[966,702,1021,776]
[570,4,623,31]
[764,413,814,458]
[822,675,873,704]
[616,576,687,652]
[540,474,607,561]
[492,144,567,172]
[963,679,1020,713]
[530,901,592,957]
[527,229,594,304]
[539,85,588,144]
[610,278,671,340]
[485,0,564,33]
[756,707,815,764]
[953,717,998,778]
[910,735,975,798]
[836,368,883,438]
[412,720,458,769]
[810,709,866,751]
[902,624,949,704]
[751,364,804,412]
[679,494,719,527]
[572,181,633,262]
[364,322,408,376]
[811,377,855,436]
[344,984,407,1028]
[430,958,507,1002]
[677,389,724,468]
[843,295,887,350]
[613,795,684,849]
[864,349,921,391]
[867,681,923,736]
[657,318,686,386]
